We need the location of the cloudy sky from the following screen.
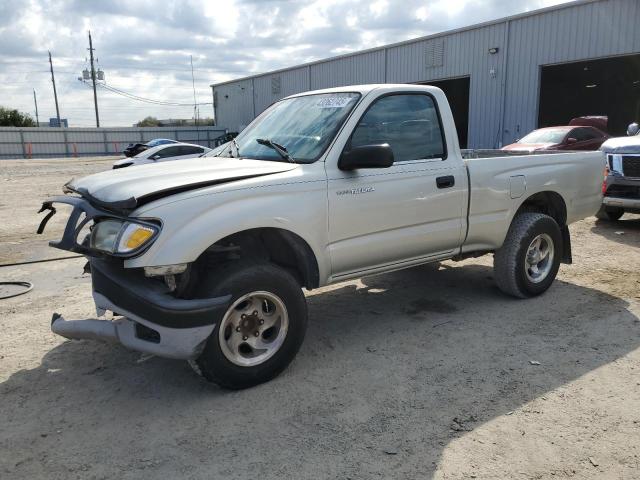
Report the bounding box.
[0,0,576,127]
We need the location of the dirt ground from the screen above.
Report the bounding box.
[1,157,639,479]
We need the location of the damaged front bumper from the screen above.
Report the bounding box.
[52,258,230,359]
[39,195,230,360]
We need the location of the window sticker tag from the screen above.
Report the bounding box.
[315,96,352,108]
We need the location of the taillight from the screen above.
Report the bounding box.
[601,165,609,195]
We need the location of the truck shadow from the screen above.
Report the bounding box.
[1,262,638,479]
[591,215,640,248]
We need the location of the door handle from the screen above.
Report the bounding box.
[436,175,455,189]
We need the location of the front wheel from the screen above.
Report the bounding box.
[191,263,308,389]
[494,213,562,298]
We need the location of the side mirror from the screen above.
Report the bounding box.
[627,123,639,136]
[566,137,578,145]
[338,144,394,171]
[151,154,161,160]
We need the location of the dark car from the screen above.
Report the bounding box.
[123,138,178,157]
[502,126,609,153]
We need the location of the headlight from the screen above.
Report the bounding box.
[90,219,159,255]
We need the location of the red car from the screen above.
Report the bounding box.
[502,125,609,152]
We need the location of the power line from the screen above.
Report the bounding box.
[84,81,212,106]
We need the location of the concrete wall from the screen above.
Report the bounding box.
[0,126,228,159]
[211,0,640,148]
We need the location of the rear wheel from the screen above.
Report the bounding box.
[494,213,562,298]
[595,205,624,221]
[191,263,307,389]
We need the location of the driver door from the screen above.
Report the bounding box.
[326,93,466,278]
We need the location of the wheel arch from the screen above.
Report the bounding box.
[196,227,321,290]
[514,190,567,226]
[512,190,571,264]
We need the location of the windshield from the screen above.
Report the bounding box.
[520,129,568,144]
[230,92,361,163]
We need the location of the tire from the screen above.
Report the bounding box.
[595,205,624,221]
[494,213,562,298]
[192,262,307,389]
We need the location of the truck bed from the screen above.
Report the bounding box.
[461,150,605,255]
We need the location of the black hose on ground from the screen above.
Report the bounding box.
[0,281,34,299]
[0,255,83,268]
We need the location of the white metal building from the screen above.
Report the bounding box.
[211,0,640,148]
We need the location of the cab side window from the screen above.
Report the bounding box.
[350,94,446,162]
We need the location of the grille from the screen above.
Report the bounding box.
[622,155,640,178]
[606,184,640,198]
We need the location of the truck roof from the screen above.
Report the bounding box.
[284,83,440,99]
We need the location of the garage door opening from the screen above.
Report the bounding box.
[417,76,470,148]
[538,54,640,136]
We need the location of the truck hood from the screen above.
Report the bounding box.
[67,157,299,210]
[600,136,640,154]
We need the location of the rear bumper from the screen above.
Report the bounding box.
[603,196,640,210]
[51,258,231,360]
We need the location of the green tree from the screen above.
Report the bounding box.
[0,106,36,127]
[135,116,161,127]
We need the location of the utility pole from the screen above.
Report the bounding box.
[48,51,61,127]
[190,55,198,126]
[33,89,40,126]
[88,31,100,127]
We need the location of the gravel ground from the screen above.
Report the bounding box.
[1,157,639,479]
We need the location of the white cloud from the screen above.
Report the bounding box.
[0,0,577,126]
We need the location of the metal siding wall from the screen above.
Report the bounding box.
[212,0,639,148]
[502,0,640,145]
[213,78,255,132]
[253,66,310,116]
[309,50,385,89]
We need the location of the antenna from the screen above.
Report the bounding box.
[191,55,198,126]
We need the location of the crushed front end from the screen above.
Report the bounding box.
[38,193,230,360]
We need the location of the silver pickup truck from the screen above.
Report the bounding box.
[39,84,604,389]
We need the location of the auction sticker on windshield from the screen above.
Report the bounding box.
[316,97,353,108]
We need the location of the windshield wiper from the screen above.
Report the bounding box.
[256,138,295,163]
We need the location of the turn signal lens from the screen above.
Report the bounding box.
[118,224,156,253]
